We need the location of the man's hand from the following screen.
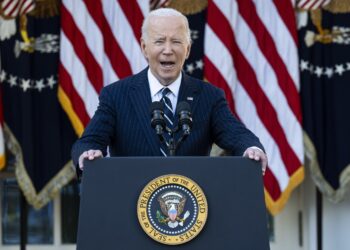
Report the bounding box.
[243,147,268,175]
[78,150,103,170]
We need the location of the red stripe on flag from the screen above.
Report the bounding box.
[237,0,302,122]
[7,0,20,16]
[206,3,235,60]
[208,2,301,175]
[298,0,311,9]
[309,0,322,9]
[20,1,34,15]
[298,0,330,10]
[61,4,103,93]
[83,0,133,79]
[118,0,144,42]
[272,0,298,46]
[299,2,306,8]
[264,169,282,201]
[204,56,236,116]
[59,63,91,127]
[2,0,15,11]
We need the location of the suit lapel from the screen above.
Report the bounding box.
[176,72,201,120]
[174,73,201,146]
[129,69,160,155]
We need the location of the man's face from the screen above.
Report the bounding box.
[141,15,191,86]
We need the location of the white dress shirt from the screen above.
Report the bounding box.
[148,69,181,113]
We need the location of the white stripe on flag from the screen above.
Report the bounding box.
[232,13,303,163]
[60,31,99,117]
[234,81,289,190]
[3,0,18,16]
[303,0,318,9]
[253,0,300,90]
[205,0,304,214]
[64,0,115,86]
[204,25,238,94]
[102,0,147,74]
[137,0,150,19]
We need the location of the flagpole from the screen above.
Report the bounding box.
[20,192,27,250]
[316,190,323,250]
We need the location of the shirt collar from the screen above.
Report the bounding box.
[148,69,181,98]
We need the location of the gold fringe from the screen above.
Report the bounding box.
[19,15,33,45]
[29,0,60,18]
[0,154,5,170]
[4,123,76,209]
[323,0,350,14]
[265,129,350,213]
[265,166,305,215]
[58,85,84,137]
[304,131,350,203]
[0,6,14,19]
[168,0,208,15]
[310,9,323,34]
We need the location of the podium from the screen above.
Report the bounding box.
[77,157,270,250]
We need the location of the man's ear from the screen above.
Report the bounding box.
[185,43,192,59]
[140,39,148,58]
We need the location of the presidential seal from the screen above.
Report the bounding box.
[137,174,208,245]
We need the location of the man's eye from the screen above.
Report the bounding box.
[155,40,163,44]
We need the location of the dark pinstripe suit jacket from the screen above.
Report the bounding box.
[71,68,263,166]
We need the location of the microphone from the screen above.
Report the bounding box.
[177,101,192,135]
[150,101,166,140]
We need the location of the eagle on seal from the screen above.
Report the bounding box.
[158,191,188,228]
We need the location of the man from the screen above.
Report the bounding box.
[72,8,267,174]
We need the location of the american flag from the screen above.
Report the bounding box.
[297,0,331,10]
[0,0,35,17]
[0,0,35,171]
[59,0,148,136]
[150,0,171,10]
[204,0,304,214]
[59,0,304,214]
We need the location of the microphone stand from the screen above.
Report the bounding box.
[164,126,190,156]
[150,101,192,156]
[168,137,176,156]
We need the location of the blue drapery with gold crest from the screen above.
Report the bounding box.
[298,1,350,202]
[0,1,77,209]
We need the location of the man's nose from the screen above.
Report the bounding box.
[162,42,173,54]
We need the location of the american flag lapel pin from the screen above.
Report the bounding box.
[187,97,193,101]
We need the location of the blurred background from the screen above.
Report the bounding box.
[0,0,349,249]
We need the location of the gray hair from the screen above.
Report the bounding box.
[141,8,191,44]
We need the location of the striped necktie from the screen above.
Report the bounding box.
[161,87,174,128]
[160,87,174,156]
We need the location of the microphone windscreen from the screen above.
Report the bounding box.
[176,101,191,115]
[150,101,163,114]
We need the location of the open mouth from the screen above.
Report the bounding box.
[160,61,175,68]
